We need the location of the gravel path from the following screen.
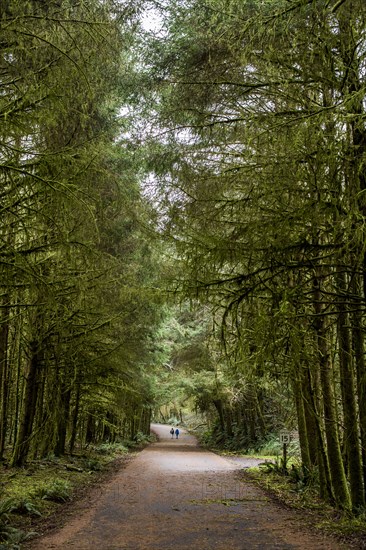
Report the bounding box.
[27,424,350,550]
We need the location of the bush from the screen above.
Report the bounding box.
[133,432,152,444]
[0,498,16,541]
[246,433,301,458]
[117,433,153,449]
[0,498,34,548]
[11,498,41,517]
[82,458,102,472]
[35,479,72,502]
[259,456,288,474]
[95,442,129,455]
[0,526,31,549]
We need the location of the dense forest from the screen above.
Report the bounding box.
[140,0,366,513]
[0,0,158,470]
[1,0,366,519]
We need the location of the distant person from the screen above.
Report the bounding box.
[175,428,180,439]
[170,427,174,439]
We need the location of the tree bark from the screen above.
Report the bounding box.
[336,267,364,509]
[212,398,225,433]
[0,301,10,459]
[69,382,81,454]
[293,368,311,472]
[302,364,318,467]
[11,340,41,467]
[313,273,351,510]
[55,385,71,456]
[350,273,366,498]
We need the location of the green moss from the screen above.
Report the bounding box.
[0,444,132,544]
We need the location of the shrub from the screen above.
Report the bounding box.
[35,479,71,502]
[95,442,129,455]
[0,498,34,548]
[83,458,102,472]
[11,498,41,517]
[0,525,34,548]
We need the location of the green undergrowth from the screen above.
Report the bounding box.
[197,426,366,546]
[0,434,154,548]
[241,464,366,547]
[195,428,300,457]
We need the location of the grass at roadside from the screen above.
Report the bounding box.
[196,422,366,550]
[0,435,154,548]
[239,461,366,549]
[180,425,366,547]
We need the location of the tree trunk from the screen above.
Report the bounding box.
[85,412,96,444]
[293,367,311,472]
[212,398,225,433]
[11,341,41,467]
[302,364,318,467]
[55,386,71,456]
[336,267,364,509]
[10,324,23,451]
[313,273,351,510]
[350,273,366,498]
[0,302,10,459]
[32,361,47,459]
[69,382,81,454]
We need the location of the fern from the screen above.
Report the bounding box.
[12,499,41,517]
[35,479,71,502]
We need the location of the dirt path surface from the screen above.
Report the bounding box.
[28,424,350,550]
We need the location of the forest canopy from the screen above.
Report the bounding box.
[0,0,366,518]
[0,0,158,468]
[138,0,366,512]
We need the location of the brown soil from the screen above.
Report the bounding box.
[25,424,352,550]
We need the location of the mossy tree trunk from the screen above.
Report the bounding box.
[313,273,351,511]
[292,368,311,472]
[351,274,366,497]
[336,268,364,510]
[11,340,42,467]
[0,301,10,460]
[69,382,81,454]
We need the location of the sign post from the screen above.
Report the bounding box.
[279,431,291,472]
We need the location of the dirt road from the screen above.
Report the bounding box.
[29,424,349,550]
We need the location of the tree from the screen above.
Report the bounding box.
[0,0,163,467]
[141,0,366,510]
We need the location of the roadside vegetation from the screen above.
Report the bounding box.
[0,434,153,548]
[194,428,366,547]
[242,460,366,549]
[1,0,366,546]
[140,0,366,522]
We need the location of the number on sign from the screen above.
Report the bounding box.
[280,432,291,444]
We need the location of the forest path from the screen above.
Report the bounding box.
[28,424,349,550]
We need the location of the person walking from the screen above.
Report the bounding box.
[175,428,180,439]
[170,427,174,439]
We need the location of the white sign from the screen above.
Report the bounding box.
[279,431,291,444]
